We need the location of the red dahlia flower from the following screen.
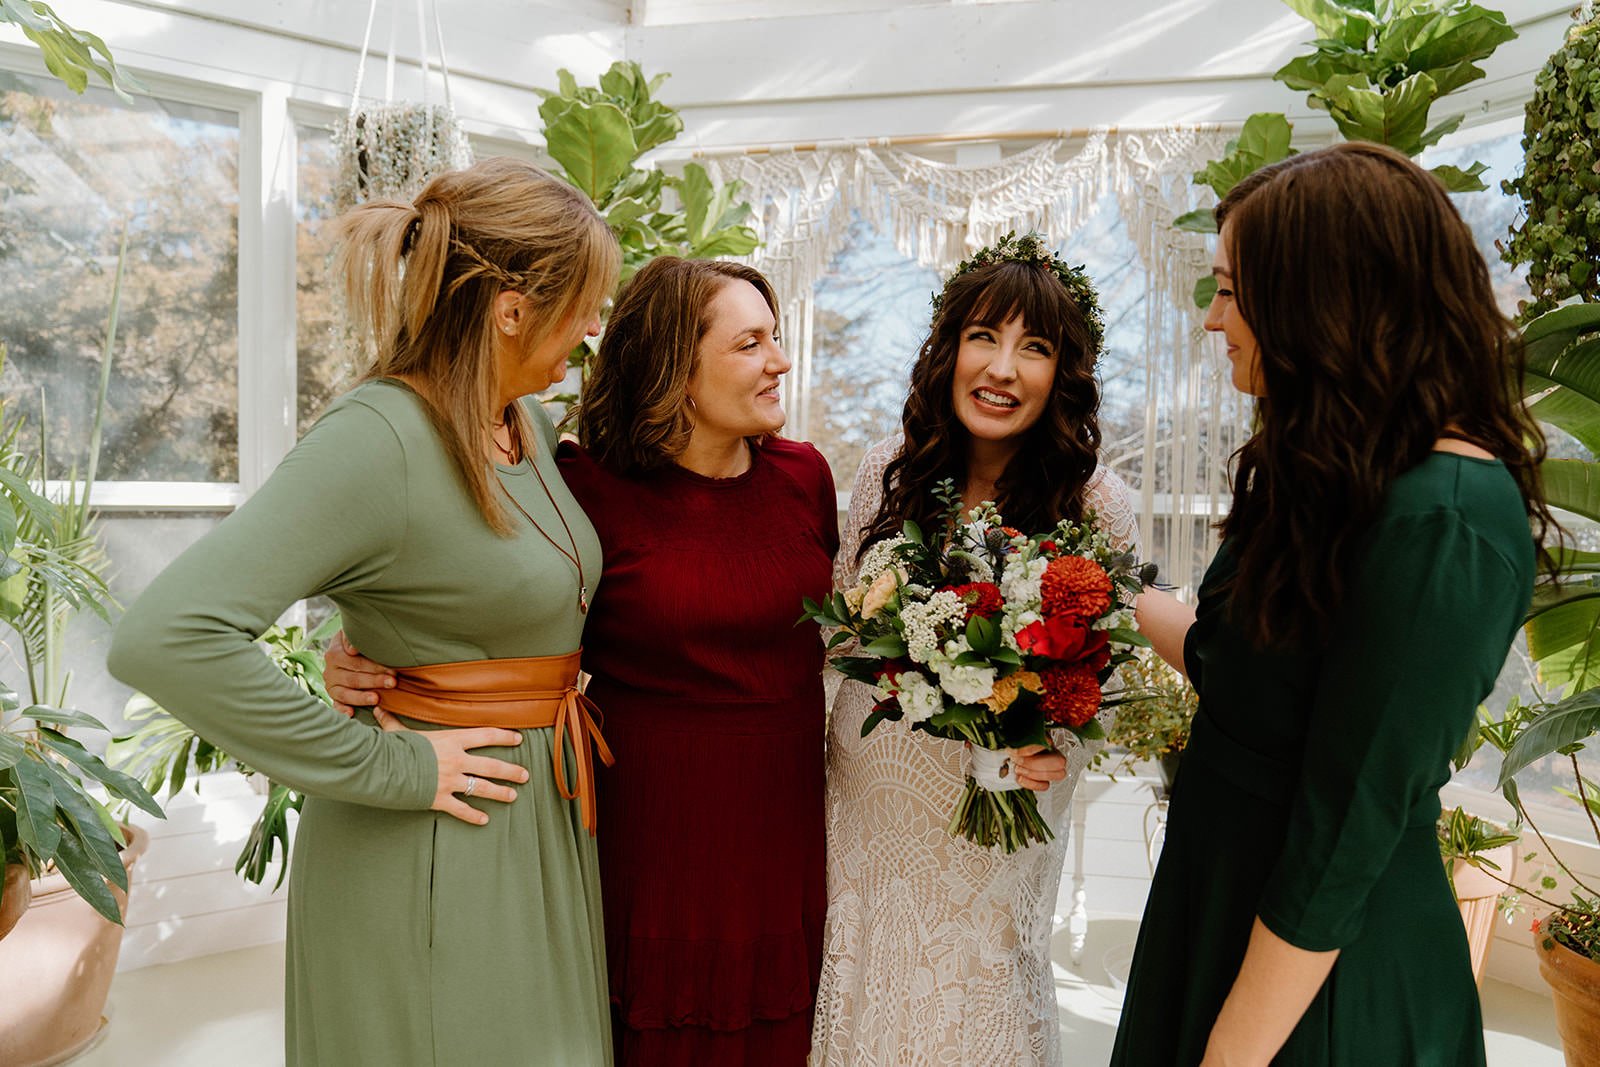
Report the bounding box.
[947,581,1003,620]
[1041,664,1101,727]
[1041,555,1113,619]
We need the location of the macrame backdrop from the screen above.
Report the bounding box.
[704,127,1244,589]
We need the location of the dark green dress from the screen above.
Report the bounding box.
[1111,453,1534,1066]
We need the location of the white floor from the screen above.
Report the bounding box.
[70,918,1565,1066]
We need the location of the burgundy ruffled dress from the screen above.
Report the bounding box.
[557,438,837,1066]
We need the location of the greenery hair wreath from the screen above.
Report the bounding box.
[930,231,1106,356]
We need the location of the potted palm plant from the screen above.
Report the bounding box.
[0,238,167,1066]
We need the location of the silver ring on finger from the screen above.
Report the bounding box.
[463,775,479,798]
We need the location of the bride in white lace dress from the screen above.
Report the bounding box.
[810,237,1139,1066]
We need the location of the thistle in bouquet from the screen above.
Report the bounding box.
[803,481,1154,853]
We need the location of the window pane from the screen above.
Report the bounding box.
[0,72,239,481]
[807,213,939,490]
[296,123,353,435]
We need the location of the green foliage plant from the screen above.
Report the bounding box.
[1180,0,1518,307]
[109,615,342,890]
[0,232,166,926]
[0,0,142,99]
[1453,694,1600,961]
[1501,11,1600,321]
[534,61,760,409]
[1091,649,1198,780]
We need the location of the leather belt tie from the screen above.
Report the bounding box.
[380,649,614,835]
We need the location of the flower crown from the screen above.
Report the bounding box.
[931,231,1105,356]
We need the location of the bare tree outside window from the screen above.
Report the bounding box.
[0,71,239,482]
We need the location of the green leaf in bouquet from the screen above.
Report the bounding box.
[966,616,1001,656]
[831,656,886,685]
[1075,718,1108,742]
[1105,626,1152,648]
[991,647,1022,669]
[952,651,990,667]
[859,705,902,737]
[862,635,909,658]
[927,703,986,730]
[1000,691,1049,749]
[831,591,853,620]
[902,520,924,546]
[825,631,854,650]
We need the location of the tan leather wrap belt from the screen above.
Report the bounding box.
[382,650,613,835]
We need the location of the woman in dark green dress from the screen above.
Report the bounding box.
[1114,142,1554,1065]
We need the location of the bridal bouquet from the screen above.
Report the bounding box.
[803,484,1152,853]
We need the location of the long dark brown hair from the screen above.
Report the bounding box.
[1218,141,1553,647]
[576,256,779,475]
[860,258,1102,556]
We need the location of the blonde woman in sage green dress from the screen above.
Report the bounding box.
[107,157,621,1066]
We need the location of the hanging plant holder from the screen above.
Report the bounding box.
[332,0,472,213]
[1502,5,1600,321]
[332,103,471,212]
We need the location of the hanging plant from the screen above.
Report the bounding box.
[330,103,472,213]
[1501,11,1600,322]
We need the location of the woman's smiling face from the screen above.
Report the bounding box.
[950,313,1058,443]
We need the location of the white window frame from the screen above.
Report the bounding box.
[0,44,295,512]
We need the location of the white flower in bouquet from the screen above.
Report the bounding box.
[931,639,998,704]
[856,536,909,586]
[1000,556,1047,613]
[902,590,966,663]
[896,671,944,724]
[1094,606,1137,633]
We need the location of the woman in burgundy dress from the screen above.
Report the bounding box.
[326,256,835,1065]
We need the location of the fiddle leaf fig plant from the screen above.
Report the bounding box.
[1181,0,1517,307]
[0,0,143,100]
[535,61,760,410]
[1501,11,1600,322]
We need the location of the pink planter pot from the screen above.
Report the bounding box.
[0,824,150,1067]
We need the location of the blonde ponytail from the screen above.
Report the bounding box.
[332,157,620,533]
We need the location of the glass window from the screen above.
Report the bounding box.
[296,123,354,436]
[0,71,239,481]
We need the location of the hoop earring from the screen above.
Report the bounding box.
[686,396,697,412]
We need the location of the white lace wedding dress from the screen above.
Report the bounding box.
[810,437,1140,1067]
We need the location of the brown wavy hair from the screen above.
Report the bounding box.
[860,258,1102,556]
[575,256,779,475]
[1217,141,1553,647]
[336,157,619,533]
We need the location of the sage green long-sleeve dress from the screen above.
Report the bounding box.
[108,380,610,1066]
[1111,453,1535,1066]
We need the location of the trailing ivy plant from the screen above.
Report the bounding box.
[1501,11,1600,322]
[534,61,760,409]
[1180,0,1517,307]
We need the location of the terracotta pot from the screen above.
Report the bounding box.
[1447,843,1515,987]
[1535,922,1600,1067]
[0,862,32,940]
[0,824,149,1067]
